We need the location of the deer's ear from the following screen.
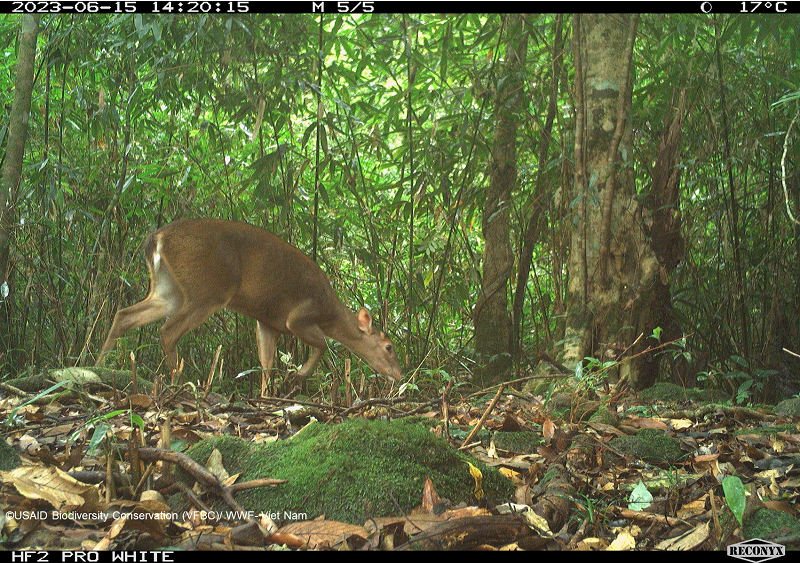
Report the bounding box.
[357,308,373,332]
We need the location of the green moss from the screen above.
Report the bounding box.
[743,508,800,540]
[544,392,599,422]
[639,382,728,404]
[608,428,684,465]
[589,407,620,426]
[4,374,60,393]
[733,424,797,436]
[179,418,514,524]
[774,398,800,416]
[4,368,152,394]
[0,440,20,470]
[89,367,154,392]
[492,431,542,454]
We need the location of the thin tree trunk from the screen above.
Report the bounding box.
[714,31,750,358]
[1,15,39,367]
[474,14,528,384]
[511,14,564,366]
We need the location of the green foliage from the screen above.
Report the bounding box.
[722,475,746,526]
[628,480,653,511]
[0,13,798,395]
[69,408,144,456]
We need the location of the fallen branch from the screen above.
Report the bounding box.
[135,446,282,526]
[396,514,534,551]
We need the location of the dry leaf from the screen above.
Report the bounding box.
[606,530,636,551]
[466,462,484,500]
[626,417,670,431]
[278,520,367,549]
[206,448,230,482]
[669,418,693,430]
[421,476,441,513]
[676,498,708,518]
[654,522,709,550]
[543,419,556,440]
[129,394,152,409]
[1,465,100,509]
[577,537,607,550]
[498,467,522,483]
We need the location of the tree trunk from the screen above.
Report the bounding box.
[641,89,690,387]
[1,15,39,366]
[561,14,661,389]
[511,14,564,366]
[474,15,528,384]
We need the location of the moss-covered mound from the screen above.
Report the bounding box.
[743,508,800,540]
[544,392,600,422]
[733,424,797,437]
[589,406,620,426]
[639,382,728,404]
[4,368,151,395]
[492,431,542,454]
[774,398,800,416]
[608,428,684,465]
[179,418,515,524]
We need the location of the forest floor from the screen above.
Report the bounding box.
[1,367,800,551]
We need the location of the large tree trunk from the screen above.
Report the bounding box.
[561,14,661,389]
[1,15,39,366]
[474,14,528,384]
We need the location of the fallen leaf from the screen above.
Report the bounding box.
[206,448,230,481]
[129,394,152,409]
[606,530,635,551]
[669,418,693,430]
[277,520,367,549]
[1,465,100,509]
[421,476,441,513]
[543,419,556,440]
[654,522,709,550]
[626,417,669,431]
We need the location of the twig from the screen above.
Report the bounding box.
[783,347,800,360]
[466,373,569,400]
[442,379,453,441]
[251,396,343,412]
[390,397,442,419]
[204,345,222,397]
[136,446,268,525]
[461,385,504,448]
[613,506,686,527]
[229,478,287,492]
[338,396,411,418]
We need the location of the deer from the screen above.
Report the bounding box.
[95,219,402,395]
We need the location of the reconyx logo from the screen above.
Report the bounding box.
[727,539,785,562]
